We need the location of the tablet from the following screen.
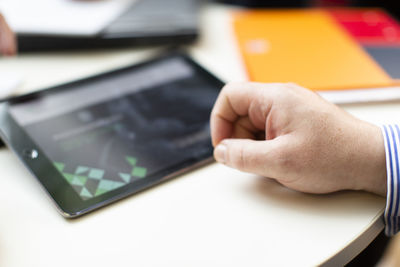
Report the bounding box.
[0,53,224,218]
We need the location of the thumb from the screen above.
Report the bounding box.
[214,138,281,177]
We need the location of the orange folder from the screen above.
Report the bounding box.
[233,9,396,91]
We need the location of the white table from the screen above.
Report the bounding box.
[0,4,392,267]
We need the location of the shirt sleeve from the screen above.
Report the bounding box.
[381,124,400,236]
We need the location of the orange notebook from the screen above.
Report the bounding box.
[233,9,396,91]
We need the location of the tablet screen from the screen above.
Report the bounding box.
[0,54,223,216]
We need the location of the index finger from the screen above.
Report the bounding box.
[210,82,278,146]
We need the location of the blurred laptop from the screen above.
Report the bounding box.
[0,0,201,52]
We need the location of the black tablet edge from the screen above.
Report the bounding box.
[17,32,198,52]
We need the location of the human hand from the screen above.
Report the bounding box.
[0,13,17,56]
[210,82,387,196]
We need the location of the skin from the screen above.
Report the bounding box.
[211,82,387,196]
[0,13,17,56]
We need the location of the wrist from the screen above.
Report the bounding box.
[354,122,387,196]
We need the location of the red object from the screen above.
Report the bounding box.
[328,8,400,46]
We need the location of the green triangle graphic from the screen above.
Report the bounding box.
[98,180,124,191]
[125,156,137,166]
[132,167,147,178]
[80,187,93,198]
[63,173,74,183]
[54,162,65,172]
[95,188,108,196]
[71,175,87,186]
[77,175,88,185]
[75,166,89,174]
[119,173,131,183]
[88,168,104,179]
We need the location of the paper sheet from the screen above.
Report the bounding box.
[0,72,22,98]
[0,0,137,36]
[319,86,400,104]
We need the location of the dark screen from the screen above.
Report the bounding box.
[9,57,220,200]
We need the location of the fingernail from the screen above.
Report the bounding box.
[214,143,227,164]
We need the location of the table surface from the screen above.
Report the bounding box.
[0,4,396,267]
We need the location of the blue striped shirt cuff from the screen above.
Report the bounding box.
[381,124,400,236]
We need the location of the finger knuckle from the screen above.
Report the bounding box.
[222,81,246,93]
[279,83,298,95]
[271,83,306,103]
[266,85,287,102]
[285,82,300,89]
[230,144,248,171]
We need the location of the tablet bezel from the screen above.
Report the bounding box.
[0,53,224,218]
